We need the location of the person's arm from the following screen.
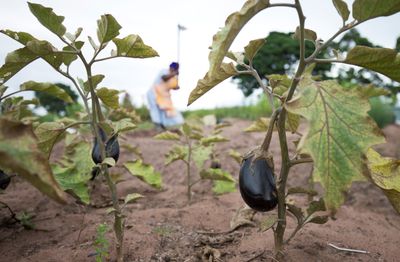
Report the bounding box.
[161,70,178,82]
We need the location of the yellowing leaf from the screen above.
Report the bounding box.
[124,160,162,189]
[112,118,136,133]
[112,34,158,58]
[0,118,66,203]
[35,122,66,158]
[165,145,188,165]
[96,87,120,109]
[28,2,66,37]
[244,38,266,62]
[285,79,384,210]
[200,168,236,183]
[286,112,300,133]
[192,146,212,169]
[188,62,237,105]
[344,46,400,83]
[200,135,229,146]
[293,27,317,42]
[365,148,400,214]
[353,0,400,22]
[213,180,236,195]
[124,193,143,204]
[244,117,269,132]
[154,131,181,141]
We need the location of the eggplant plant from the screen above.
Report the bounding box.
[188,0,400,260]
[155,122,236,202]
[0,2,162,261]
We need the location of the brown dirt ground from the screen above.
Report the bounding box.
[1,120,400,262]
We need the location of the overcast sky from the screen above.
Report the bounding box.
[1,1,399,110]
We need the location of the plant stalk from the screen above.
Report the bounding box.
[186,138,193,203]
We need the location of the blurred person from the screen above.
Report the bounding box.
[147,62,184,131]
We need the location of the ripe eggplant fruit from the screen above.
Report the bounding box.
[91,127,120,165]
[0,169,11,190]
[210,160,221,169]
[239,154,278,212]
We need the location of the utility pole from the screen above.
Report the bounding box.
[177,24,187,64]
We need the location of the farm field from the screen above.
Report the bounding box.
[1,120,399,262]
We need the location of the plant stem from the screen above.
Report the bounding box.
[0,90,24,102]
[274,0,306,259]
[261,107,281,152]
[186,137,193,203]
[103,167,124,262]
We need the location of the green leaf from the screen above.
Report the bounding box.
[181,123,192,136]
[293,27,317,42]
[244,117,269,132]
[84,74,105,93]
[212,180,236,195]
[229,149,242,164]
[200,135,229,146]
[34,122,66,158]
[286,204,304,224]
[0,47,39,83]
[124,193,143,204]
[28,2,66,36]
[62,41,84,66]
[26,40,56,55]
[154,131,181,141]
[20,81,73,103]
[97,14,122,45]
[165,145,188,165]
[0,30,36,45]
[285,79,384,210]
[207,0,270,76]
[344,46,400,83]
[112,34,159,58]
[96,87,120,109]
[365,148,400,214]
[332,0,350,22]
[305,215,329,224]
[0,118,67,203]
[200,168,236,183]
[188,62,237,105]
[0,85,8,97]
[112,118,136,133]
[357,84,391,98]
[353,0,400,22]
[307,198,327,216]
[53,140,93,204]
[269,74,291,96]
[244,38,266,62]
[124,160,162,189]
[192,146,212,169]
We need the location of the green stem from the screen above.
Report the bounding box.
[186,137,193,203]
[261,107,281,152]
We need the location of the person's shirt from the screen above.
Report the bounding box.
[152,69,169,86]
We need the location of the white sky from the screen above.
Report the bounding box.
[1,1,399,110]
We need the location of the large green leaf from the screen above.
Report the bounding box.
[353,0,400,22]
[62,41,84,66]
[28,2,66,37]
[0,118,67,203]
[192,146,212,169]
[188,62,237,105]
[207,0,270,76]
[112,118,136,133]
[285,79,384,210]
[365,148,400,214]
[332,0,350,22]
[96,87,120,109]
[124,160,162,189]
[112,34,159,58]
[344,46,400,83]
[97,14,121,45]
[20,81,73,102]
[213,180,237,195]
[35,122,66,158]
[53,140,93,204]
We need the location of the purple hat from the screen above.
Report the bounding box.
[169,62,179,70]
